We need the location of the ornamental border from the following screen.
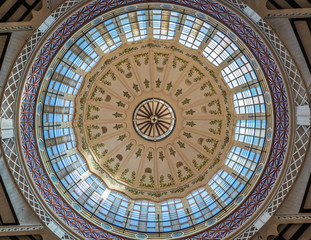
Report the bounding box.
[0,0,309,240]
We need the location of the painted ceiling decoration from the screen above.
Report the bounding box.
[3,0,310,240]
[71,42,246,202]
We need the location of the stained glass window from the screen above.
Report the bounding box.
[203,30,238,66]
[153,10,179,40]
[235,120,266,147]
[89,19,122,53]
[161,199,188,232]
[233,86,266,114]
[225,146,260,179]
[119,11,147,42]
[221,55,257,89]
[129,201,156,232]
[186,188,219,224]
[209,170,244,205]
[179,15,211,49]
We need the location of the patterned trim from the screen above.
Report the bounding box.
[0,225,43,233]
[0,26,33,31]
[1,0,309,239]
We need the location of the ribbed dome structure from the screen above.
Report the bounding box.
[4,1,307,240]
[34,6,273,237]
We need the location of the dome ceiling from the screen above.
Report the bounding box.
[35,5,273,237]
[73,42,236,201]
[4,1,306,240]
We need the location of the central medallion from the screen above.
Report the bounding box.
[133,98,176,141]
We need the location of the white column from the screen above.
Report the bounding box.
[1,118,14,139]
[254,211,271,230]
[296,105,310,126]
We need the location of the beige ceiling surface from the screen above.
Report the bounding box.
[74,40,235,201]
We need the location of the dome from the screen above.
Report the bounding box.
[2,1,309,240]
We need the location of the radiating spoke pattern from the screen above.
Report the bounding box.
[133,98,176,141]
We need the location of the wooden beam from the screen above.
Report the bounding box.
[290,19,311,74]
[0,32,11,71]
[0,1,23,22]
[268,0,283,9]
[18,0,41,22]
[285,0,301,8]
[0,175,19,225]
[289,224,310,240]
[299,173,311,212]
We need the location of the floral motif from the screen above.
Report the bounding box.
[154,52,169,65]
[203,138,219,154]
[201,81,216,97]
[169,147,176,156]
[113,124,123,130]
[172,56,188,71]
[185,109,195,115]
[188,66,204,82]
[133,83,140,92]
[177,140,185,149]
[135,148,142,158]
[182,98,191,105]
[164,45,183,53]
[92,143,108,159]
[183,132,192,139]
[123,91,131,99]
[134,52,149,66]
[139,175,155,188]
[147,151,153,161]
[103,158,120,174]
[90,86,105,102]
[209,120,222,135]
[117,134,127,141]
[87,125,100,140]
[155,78,161,88]
[159,174,175,188]
[192,155,209,170]
[119,47,139,56]
[186,121,196,127]
[141,42,161,49]
[113,112,123,118]
[126,142,134,151]
[166,82,173,91]
[208,99,222,115]
[177,166,193,182]
[86,105,99,120]
[143,79,150,88]
[100,70,116,86]
[120,168,136,184]
[158,151,165,161]
[116,101,125,108]
[115,58,131,74]
[175,89,182,97]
